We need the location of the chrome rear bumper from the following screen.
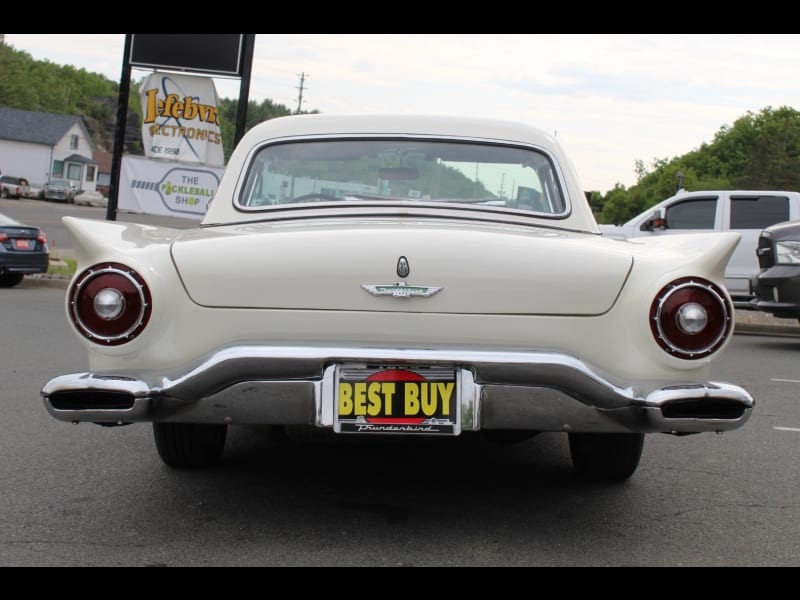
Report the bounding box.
[41,345,754,434]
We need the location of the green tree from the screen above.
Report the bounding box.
[596,106,800,223]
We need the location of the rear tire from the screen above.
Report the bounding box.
[153,423,227,468]
[568,432,644,482]
[0,273,24,287]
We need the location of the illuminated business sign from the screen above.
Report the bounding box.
[130,34,244,76]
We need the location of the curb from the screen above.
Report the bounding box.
[733,312,800,336]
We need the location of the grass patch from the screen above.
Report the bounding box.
[47,257,77,277]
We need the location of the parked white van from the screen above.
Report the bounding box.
[599,189,800,306]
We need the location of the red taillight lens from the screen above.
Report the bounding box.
[69,263,152,345]
[650,277,732,360]
[0,233,7,242]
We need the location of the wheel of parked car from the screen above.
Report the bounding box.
[152,422,227,468]
[0,273,25,287]
[568,432,644,482]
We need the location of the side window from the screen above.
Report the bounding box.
[730,196,790,229]
[665,198,717,229]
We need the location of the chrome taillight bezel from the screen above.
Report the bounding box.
[650,277,732,360]
[69,263,152,346]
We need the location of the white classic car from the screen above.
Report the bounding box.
[41,114,754,482]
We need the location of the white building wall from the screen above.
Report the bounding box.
[51,123,96,191]
[0,140,52,186]
[51,123,93,162]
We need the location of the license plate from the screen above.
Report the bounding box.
[335,365,459,435]
[13,239,30,250]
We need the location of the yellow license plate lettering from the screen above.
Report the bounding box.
[404,383,420,415]
[338,382,354,416]
[354,382,368,415]
[340,373,455,422]
[437,382,454,415]
[379,382,395,416]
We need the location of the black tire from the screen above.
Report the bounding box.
[153,422,227,468]
[0,273,24,287]
[568,432,644,482]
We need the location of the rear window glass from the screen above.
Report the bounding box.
[238,138,567,216]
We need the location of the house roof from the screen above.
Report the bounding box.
[0,106,93,148]
[93,150,113,173]
[64,153,96,165]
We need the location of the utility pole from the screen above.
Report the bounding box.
[295,72,308,114]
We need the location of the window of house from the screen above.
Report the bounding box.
[70,134,79,149]
[85,166,96,182]
[52,160,64,178]
[67,163,82,181]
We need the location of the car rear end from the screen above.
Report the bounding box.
[0,214,49,286]
[38,115,754,481]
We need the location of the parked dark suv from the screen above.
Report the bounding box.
[750,220,800,320]
[0,175,31,199]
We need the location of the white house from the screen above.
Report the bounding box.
[0,107,98,191]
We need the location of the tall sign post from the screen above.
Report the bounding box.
[107,33,255,221]
[106,34,133,222]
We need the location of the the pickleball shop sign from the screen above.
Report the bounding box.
[119,155,224,219]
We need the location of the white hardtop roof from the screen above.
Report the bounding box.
[206,113,596,233]
[236,113,561,150]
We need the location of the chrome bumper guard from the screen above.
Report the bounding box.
[41,345,754,434]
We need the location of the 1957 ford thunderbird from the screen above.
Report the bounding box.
[41,114,754,482]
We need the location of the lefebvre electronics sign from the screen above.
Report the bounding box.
[140,71,225,167]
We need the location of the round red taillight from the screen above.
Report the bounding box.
[650,277,732,359]
[69,263,152,345]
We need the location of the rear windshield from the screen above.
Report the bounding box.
[238,139,567,216]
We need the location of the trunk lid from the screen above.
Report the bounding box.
[171,217,632,315]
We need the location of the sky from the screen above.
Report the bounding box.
[5,33,800,193]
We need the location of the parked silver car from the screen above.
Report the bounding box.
[42,178,77,203]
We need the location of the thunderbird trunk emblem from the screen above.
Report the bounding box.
[362,282,443,298]
[363,256,442,298]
